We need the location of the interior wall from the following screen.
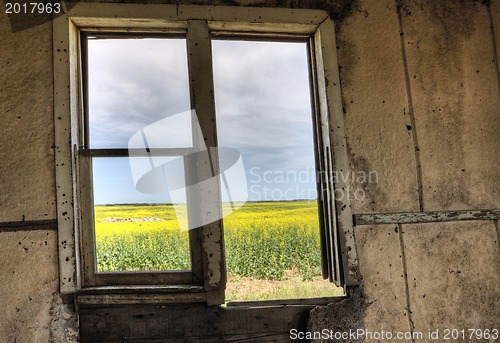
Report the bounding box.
[0,0,498,342]
[0,9,78,343]
[310,0,500,340]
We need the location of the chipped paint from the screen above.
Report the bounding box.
[354,209,500,225]
[202,223,223,287]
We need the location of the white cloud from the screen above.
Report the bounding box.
[212,39,316,172]
[89,37,317,203]
[88,38,190,148]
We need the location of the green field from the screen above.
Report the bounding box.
[94,201,343,300]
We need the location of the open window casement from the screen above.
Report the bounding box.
[311,19,359,286]
[53,2,359,306]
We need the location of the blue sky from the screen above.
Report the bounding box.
[88,37,317,205]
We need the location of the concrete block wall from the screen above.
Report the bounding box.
[0,0,498,342]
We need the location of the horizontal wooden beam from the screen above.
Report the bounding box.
[78,285,207,306]
[67,2,328,33]
[0,219,57,232]
[78,292,207,306]
[226,295,344,308]
[353,209,500,225]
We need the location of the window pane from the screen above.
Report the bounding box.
[87,36,193,273]
[87,37,191,149]
[92,157,190,272]
[213,40,341,301]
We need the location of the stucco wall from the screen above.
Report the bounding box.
[0,6,55,223]
[402,0,499,211]
[0,7,77,343]
[310,0,499,341]
[0,0,498,342]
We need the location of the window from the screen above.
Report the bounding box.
[212,39,339,301]
[53,3,359,305]
[81,35,200,287]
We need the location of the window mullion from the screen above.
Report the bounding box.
[186,20,225,305]
[79,152,97,286]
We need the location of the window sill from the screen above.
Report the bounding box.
[76,285,206,306]
[225,296,345,308]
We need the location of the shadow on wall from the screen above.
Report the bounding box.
[308,288,369,342]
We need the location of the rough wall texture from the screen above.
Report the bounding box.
[310,0,499,341]
[493,1,500,82]
[0,7,78,343]
[0,0,498,342]
[355,225,410,338]
[0,8,56,223]
[402,0,500,211]
[403,221,500,335]
[336,0,420,213]
[310,225,412,342]
[0,231,78,343]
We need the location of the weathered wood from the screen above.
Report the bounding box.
[55,1,353,300]
[186,20,225,303]
[226,296,345,308]
[316,19,360,287]
[66,2,180,29]
[78,285,204,295]
[81,148,195,158]
[313,29,340,286]
[79,153,95,287]
[79,304,314,342]
[93,271,194,287]
[0,219,58,232]
[77,292,207,306]
[66,2,328,31]
[208,22,318,35]
[179,5,328,27]
[53,13,79,294]
[77,285,208,306]
[314,18,362,286]
[353,209,500,225]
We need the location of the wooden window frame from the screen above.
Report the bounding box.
[53,2,359,305]
[79,29,221,297]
